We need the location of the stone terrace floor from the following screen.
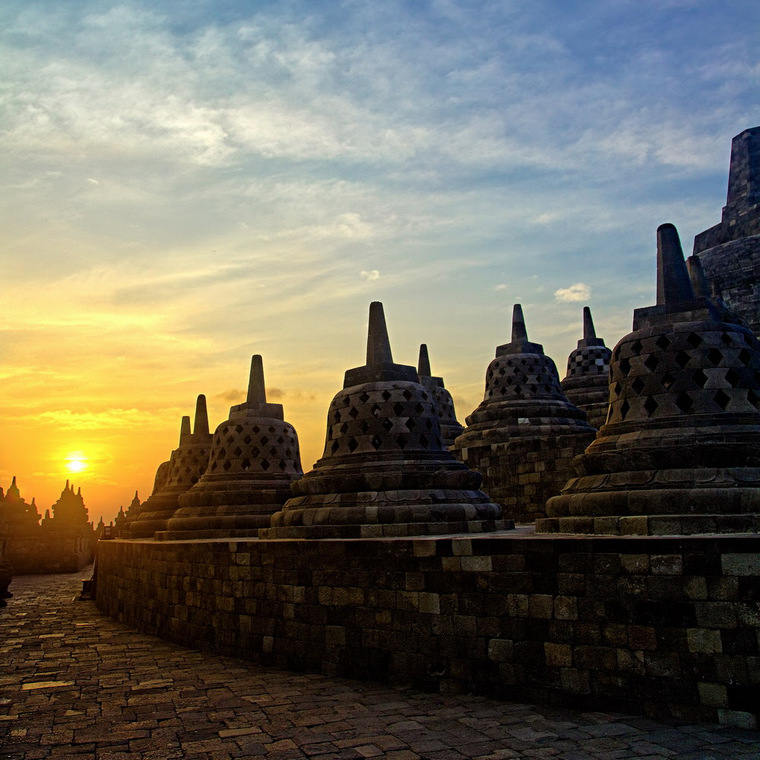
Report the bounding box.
[2,571,760,760]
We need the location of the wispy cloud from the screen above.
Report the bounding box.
[554,283,591,303]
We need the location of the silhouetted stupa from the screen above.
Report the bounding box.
[416,344,464,447]
[262,302,505,538]
[541,224,760,535]
[159,356,302,539]
[452,304,595,522]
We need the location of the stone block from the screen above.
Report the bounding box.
[722,554,760,576]
[698,682,728,707]
[687,628,723,654]
[488,638,514,662]
[544,642,572,667]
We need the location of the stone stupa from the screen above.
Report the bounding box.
[452,304,595,523]
[261,302,506,539]
[540,223,760,535]
[159,356,302,539]
[130,396,212,538]
[416,343,464,448]
[560,307,612,429]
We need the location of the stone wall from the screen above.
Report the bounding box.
[6,533,93,574]
[97,533,760,728]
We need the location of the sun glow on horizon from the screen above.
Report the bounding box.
[64,451,88,474]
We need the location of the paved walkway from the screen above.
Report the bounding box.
[1,572,759,760]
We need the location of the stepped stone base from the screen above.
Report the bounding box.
[538,513,760,536]
[261,518,511,539]
[457,432,594,523]
[96,531,760,727]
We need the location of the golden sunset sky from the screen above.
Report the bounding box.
[2,1,757,524]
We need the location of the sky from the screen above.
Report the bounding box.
[1,0,758,524]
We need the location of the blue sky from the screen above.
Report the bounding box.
[0,0,758,517]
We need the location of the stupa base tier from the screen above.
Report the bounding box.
[537,512,760,536]
[129,511,176,538]
[161,499,289,539]
[259,518,513,539]
[155,527,268,540]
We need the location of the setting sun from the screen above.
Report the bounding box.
[64,452,88,474]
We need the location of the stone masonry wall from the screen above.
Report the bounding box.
[458,434,593,523]
[6,533,93,574]
[97,533,760,728]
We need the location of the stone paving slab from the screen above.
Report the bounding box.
[1,570,759,760]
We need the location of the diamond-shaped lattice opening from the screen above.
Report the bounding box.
[251,447,260,458]
[631,340,643,355]
[620,400,630,419]
[706,348,722,366]
[285,448,292,457]
[393,402,404,415]
[656,335,671,350]
[619,357,631,376]
[505,359,513,367]
[419,434,428,447]
[631,377,645,394]
[644,355,659,372]
[210,462,218,471]
[269,447,277,456]
[233,447,242,457]
[343,396,351,406]
[415,403,424,414]
[402,389,412,400]
[613,382,622,396]
[261,435,269,445]
[406,418,416,430]
[421,392,428,400]
[235,425,243,433]
[382,418,393,431]
[359,392,370,403]
[382,390,391,401]
[748,389,760,410]
[349,407,359,419]
[506,377,513,385]
[277,436,284,444]
[687,333,703,348]
[218,448,227,458]
[643,396,658,416]
[360,420,369,433]
[395,435,409,449]
[426,419,433,429]
[675,351,690,368]
[675,392,693,413]
[692,369,708,388]
[498,367,505,376]
[241,458,251,471]
[370,435,382,450]
[223,461,232,471]
[713,390,730,410]
[520,359,527,366]
[279,460,287,470]
[243,435,252,444]
[661,373,675,390]
[226,436,235,445]
[739,349,752,366]
[331,441,340,454]
[721,333,733,347]
[253,426,260,433]
[260,459,270,470]
[725,368,740,388]
[370,404,381,418]
[340,423,349,434]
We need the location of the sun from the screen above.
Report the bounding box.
[64,452,88,474]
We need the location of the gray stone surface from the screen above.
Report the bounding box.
[3,569,760,758]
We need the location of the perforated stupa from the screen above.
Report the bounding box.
[130,396,212,538]
[160,356,302,539]
[540,223,760,535]
[261,302,505,538]
[416,344,464,447]
[452,304,595,523]
[561,307,612,429]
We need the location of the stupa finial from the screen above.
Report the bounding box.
[179,415,191,444]
[686,255,711,298]
[366,302,393,366]
[656,223,694,306]
[583,306,597,341]
[247,355,267,404]
[511,304,528,343]
[193,394,209,436]
[418,344,431,377]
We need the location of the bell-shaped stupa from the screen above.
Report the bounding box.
[129,396,212,538]
[560,307,613,429]
[159,356,303,539]
[452,304,595,523]
[540,223,760,535]
[261,302,505,539]
[416,344,464,447]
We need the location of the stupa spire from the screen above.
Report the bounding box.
[193,394,209,436]
[366,302,393,366]
[583,306,596,341]
[511,304,528,343]
[656,223,694,306]
[179,415,191,444]
[247,355,267,404]
[686,255,711,298]
[418,344,431,377]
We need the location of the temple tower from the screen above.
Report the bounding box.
[693,127,760,334]
[540,223,760,535]
[261,302,505,539]
[560,307,613,429]
[159,356,302,539]
[452,304,595,523]
[129,396,212,538]
[416,343,464,447]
